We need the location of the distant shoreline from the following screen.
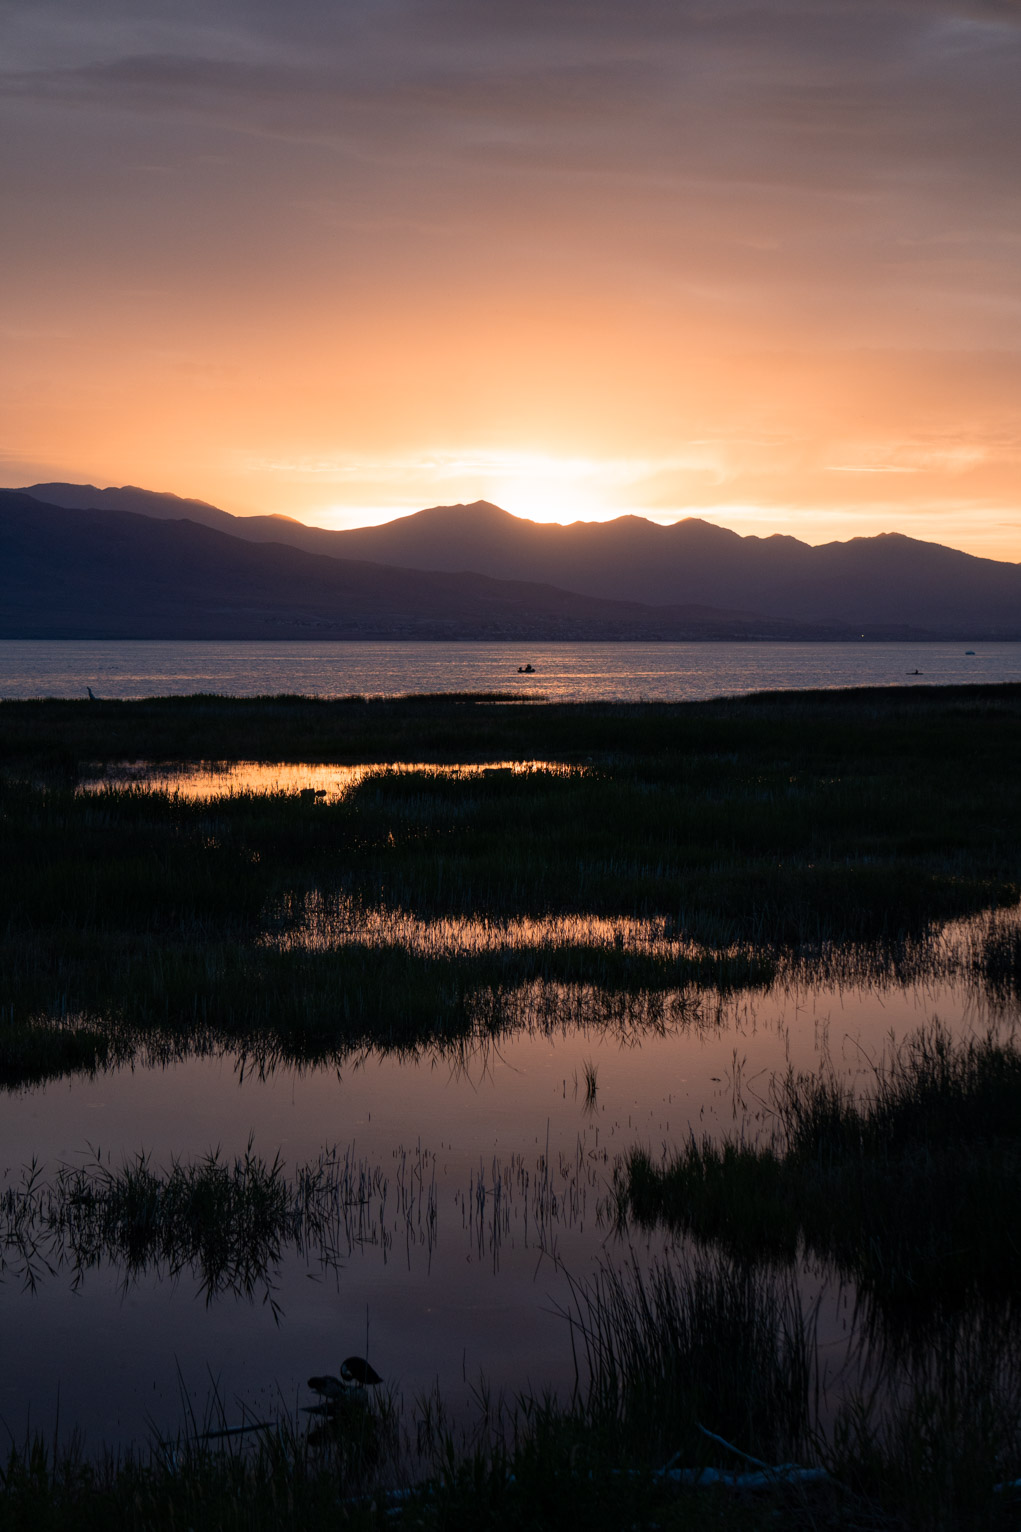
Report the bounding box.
[1,633,1018,643]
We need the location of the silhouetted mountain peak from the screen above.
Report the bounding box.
[412,499,516,525]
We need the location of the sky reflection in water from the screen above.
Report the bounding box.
[0,916,1011,1451]
[77,759,579,802]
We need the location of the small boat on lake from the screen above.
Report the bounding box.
[517,664,535,674]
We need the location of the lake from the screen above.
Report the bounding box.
[1,638,1017,702]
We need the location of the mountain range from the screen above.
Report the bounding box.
[3,482,1020,641]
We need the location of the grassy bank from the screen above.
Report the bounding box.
[3,683,1021,775]
[0,1428,824,1532]
[621,1023,1021,1312]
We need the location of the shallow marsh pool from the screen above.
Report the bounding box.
[0,928,1011,1451]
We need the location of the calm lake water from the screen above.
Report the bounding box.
[1,638,1018,701]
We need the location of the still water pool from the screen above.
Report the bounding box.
[0,923,1007,1450]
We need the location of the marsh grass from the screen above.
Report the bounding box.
[622,1022,1021,1311]
[2,1135,615,1296]
[614,1021,1021,1524]
[582,1058,598,1106]
[3,690,1021,1523]
[2,683,1020,774]
[4,901,1013,1094]
[4,686,1020,935]
[968,912,1021,1001]
[0,1141,443,1303]
[825,1305,1021,1532]
[0,1379,404,1532]
[1,1249,1018,1529]
[2,688,1019,1095]
[0,1417,820,1532]
[0,1011,121,1090]
[565,1250,818,1469]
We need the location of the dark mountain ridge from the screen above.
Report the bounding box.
[1,491,827,641]
[10,483,1021,638]
[323,499,1021,633]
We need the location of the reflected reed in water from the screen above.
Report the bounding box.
[0,1136,609,1301]
[4,901,1019,1095]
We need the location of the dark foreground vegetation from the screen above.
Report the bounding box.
[4,1028,1018,1527]
[1,685,1019,1089]
[4,1055,1021,1531]
[614,1025,1021,1530]
[2,686,1021,1528]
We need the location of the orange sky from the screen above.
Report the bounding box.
[3,0,1020,559]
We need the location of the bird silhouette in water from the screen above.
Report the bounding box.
[86,686,99,701]
[308,1356,383,1399]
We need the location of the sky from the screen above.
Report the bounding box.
[2,0,1021,558]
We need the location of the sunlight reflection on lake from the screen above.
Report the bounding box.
[2,637,1020,701]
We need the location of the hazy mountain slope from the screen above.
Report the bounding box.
[18,482,334,552]
[1,492,810,641]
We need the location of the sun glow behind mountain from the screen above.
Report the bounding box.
[306,451,670,532]
[3,1,1021,561]
[287,441,1015,554]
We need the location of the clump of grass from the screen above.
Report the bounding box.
[969,912,1021,1001]
[582,1057,598,1106]
[565,1251,818,1470]
[825,1303,1021,1532]
[620,1022,1021,1311]
[0,1143,411,1307]
[0,1011,119,1089]
[625,1138,799,1261]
